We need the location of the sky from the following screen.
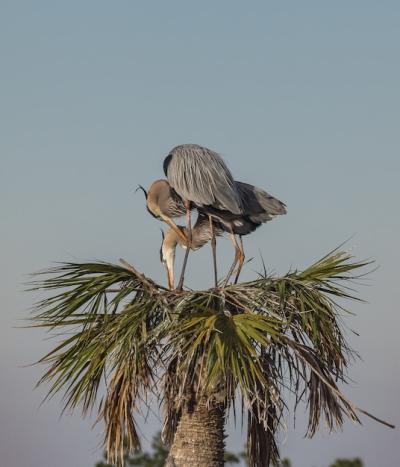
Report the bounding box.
[1,1,399,466]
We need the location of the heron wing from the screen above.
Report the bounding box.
[235,181,287,223]
[165,144,243,214]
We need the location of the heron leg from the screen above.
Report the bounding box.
[233,236,245,284]
[209,215,218,288]
[176,201,192,290]
[223,232,241,287]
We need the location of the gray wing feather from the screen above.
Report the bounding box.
[167,144,243,214]
[235,181,286,223]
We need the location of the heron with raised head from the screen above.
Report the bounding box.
[163,144,243,289]
[158,179,287,289]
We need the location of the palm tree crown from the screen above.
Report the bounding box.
[29,249,391,466]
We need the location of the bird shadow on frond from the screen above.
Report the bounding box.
[27,247,394,467]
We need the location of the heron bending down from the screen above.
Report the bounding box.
[139,179,222,287]
[158,180,287,289]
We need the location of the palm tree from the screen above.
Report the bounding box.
[29,249,391,466]
[95,431,242,466]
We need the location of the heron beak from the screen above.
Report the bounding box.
[161,216,188,245]
[163,249,175,290]
[166,264,174,290]
[160,231,177,290]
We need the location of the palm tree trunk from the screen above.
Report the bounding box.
[165,398,225,467]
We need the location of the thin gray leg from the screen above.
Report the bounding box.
[223,232,240,287]
[177,201,192,290]
[209,216,218,287]
[234,236,245,284]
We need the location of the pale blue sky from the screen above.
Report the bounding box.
[1,2,399,466]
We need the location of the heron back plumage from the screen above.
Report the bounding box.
[170,213,224,251]
[164,144,243,214]
[190,214,224,250]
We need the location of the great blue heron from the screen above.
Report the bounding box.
[158,180,287,288]
[163,144,243,289]
[138,179,219,286]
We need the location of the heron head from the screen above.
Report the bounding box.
[136,184,159,219]
[143,179,173,220]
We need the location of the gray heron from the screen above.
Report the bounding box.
[163,144,243,289]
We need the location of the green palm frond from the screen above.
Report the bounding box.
[29,251,391,467]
